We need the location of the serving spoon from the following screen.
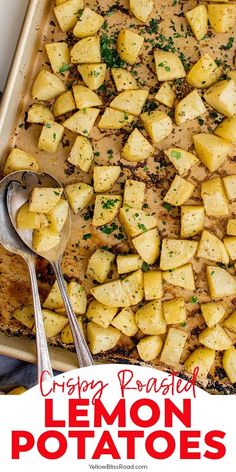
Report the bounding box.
[7,170,94,368]
[0,171,53,383]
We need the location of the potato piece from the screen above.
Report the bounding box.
[206,266,236,299]
[227,219,236,236]
[163,263,195,291]
[154,50,186,81]
[185,5,208,40]
[144,271,163,300]
[180,206,205,238]
[12,305,34,329]
[214,117,236,144]
[87,249,115,283]
[117,29,144,65]
[38,121,64,153]
[98,108,135,129]
[122,269,144,305]
[184,347,215,379]
[45,42,70,74]
[164,175,195,206]
[53,91,76,117]
[132,228,160,265]
[164,148,199,176]
[137,335,163,362]
[67,281,87,315]
[71,36,101,64]
[123,180,145,210]
[93,166,121,193]
[129,0,154,23]
[43,281,64,310]
[34,309,68,337]
[63,108,100,136]
[61,317,84,344]
[32,70,66,100]
[228,70,236,84]
[208,4,236,33]
[201,302,225,328]
[67,136,94,172]
[201,177,229,217]
[65,182,93,213]
[112,68,138,92]
[175,90,206,125]
[119,206,157,238]
[204,79,236,117]
[92,195,122,226]
[73,8,104,38]
[160,328,188,367]
[86,300,117,328]
[91,280,131,308]
[223,310,236,333]
[224,237,236,260]
[140,110,173,143]
[27,104,54,124]
[110,90,149,117]
[223,175,236,200]
[3,148,39,176]
[186,54,221,89]
[87,322,121,355]
[8,387,27,395]
[122,128,154,162]
[112,307,138,337]
[54,0,84,32]
[155,82,176,108]
[73,85,102,109]
[163,298,186,325]
[17,203,42,230]
[135,300,166,335]
[78,64,106,90]
[223,348,236,383]
[33,228,60,252]
[199,324,232,350]
[160,239,198,271]
[197,230,229,265]
[29,188,63,214]
[117,254,143,275]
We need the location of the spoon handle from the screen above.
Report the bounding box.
[27,256,53,383]
[52,260,94,368]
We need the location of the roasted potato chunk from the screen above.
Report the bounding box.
[163,263,195,291]
[204,79,236,117]
[206,266,236,299]
[208,3,236,33]
[65,182,93,213]
[27,104,54,124]
[32,70,66,101]
[63,108,100,136]
[87,322,121,354]
[87,249,115,283]
[33,228,60,252]
[197,229,229,265]
[34,309,68,337]
[155,82,176,108]
[117,254,143,275]
[129,0,154,23]
[223,310,236,333]
[201,177,229,217]
[111,307,138,337]
[3,148,39,175]
[119,206,157,238]
[93,166,121,193]
[164,148,199,176]
[123,180,145,209]
[160,328,188,367]
[61,317,84,344]
[122,269,144,305]
[164,175,195,206]
[122,128,154,162]
[17,203,42,230]
[140,110,173,143]
[214,117,236,144]
[110,90,149,116]
[53,91,76,117]
[45,42,70,74]
[78,64,106,90]
[223,348,236,383]
[135,300,166,335]
[47,199,69,232]
[98,108,135,130]
[193,133,231,172]
[92,195,122,226]
[132,228,161,264]
[137,335,163,362]
[180,206,205,238]
[71,36,101,64]
[73,7,104,38]
[201,302,225,328]
[227,219,236,236]
[91,280,131,308]
[54,0,84,32]
[160,239,198,270]
[186,54,221,89]
[67,136,94,172]
[224,237,236,261]
[43,280,64,310]
[117,29,144,65]
[73,85,102,109]
[111,68,138,92]
[12,305,34,329]
[38,121,64,154]
[163,298,186,325]
[175,90,206,125]
[144,271,163,300]
[223,175,236,200]
[185,5,208,40]
[184,347,215,379]
[199,324,232,350]
[154,50,186,81]
[86,300,117,328]
[29,188,63,214]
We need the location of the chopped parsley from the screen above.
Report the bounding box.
[83,233,92,240]
[220,37,234,50]
[171,150,182,160]
[138,223,147,232]
[141,262,150,272]
[163,202,173,212]
[147,19,159,34]
[101,33,124,68]
[190,296,198,304]
[59,64,71,73]
[102,198,119,209]
[45,123,51,128]
[100,223,118,235]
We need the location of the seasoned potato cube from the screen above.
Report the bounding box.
[122,269,144,305]
[163,263,195,291]
[12,305,34,329]
[163,298,186,325]
[197,230,229,265]
[175,90,206,125]
[92,195,122,226]
[27,104,54,124]
[184,347,215,379]
[61,316,84,344]
[129,0,154,23]
[67,136,94,172]
[43,281,64,310]
[164,148,199,176]
[71,36,101,64]
[206,266,236,299]
[137,335,163,362]
[201,177,229,217]
[208,4,236,33]
[185,5,208,40]
[87,322,121,355]
[86,300,117,328]
[160,328,188,367]
[119,206,157,238]
[98,108,135,129]
[180,206,205,238]
[78,64,106,90]
[63,108,100,136]
[140,110,173,143]
[93,166,121,193]
[223,175,236,200]
[186,54,221,89]
[38,121,64,153]
[110,90,149,117]
[132,228,160,264]
[224,237,236,260]
[223,310,236,333]
[67,281,87,315]
[54,0,84,32]
[227,219,236,236]
[33,228,60,252]
[144,271,163,300]
[155,82,176,108]
[32,70,66,100]
[117,29,144,65]
[204,79,236,117]
[3,148,39,176]
[29,188,63,214]
[73,85,102,109]
[199,324,232,350]
[214,117,236,144]
[201,302,225,328]
[117,254,143,275]
[160,239,198,271]
[111,68,138,92]
[73,8,104,38]
[164,175,195,206]
[87,249,115,283]
[17,203,42,230]
[112,307,138,337]
[223,348,236,383]
[154,50,186,81]
[122,128,154,162]
[34,309,68,337]
[45,42,70,74]
[135,300,166,335]
[91,280,131,308]
[53,91,76,117]
[65,182,93,213]
[123,180,145,209]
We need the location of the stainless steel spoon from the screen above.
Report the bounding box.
[0,171,53,382]
[7,170,94,368]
